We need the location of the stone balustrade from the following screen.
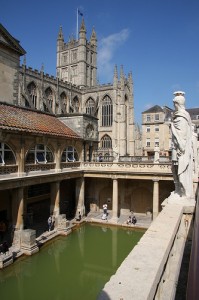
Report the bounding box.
[0,161,172,180]
[82,162,172,175]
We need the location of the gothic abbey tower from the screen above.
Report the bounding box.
[56,20,97,87]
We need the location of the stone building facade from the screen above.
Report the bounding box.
[141,105,173,159]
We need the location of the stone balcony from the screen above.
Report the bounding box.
[0,161,173,187]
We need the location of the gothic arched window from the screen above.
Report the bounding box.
[27,82,37,108]
[101,95,113,127]
[45,87,53,110]
[60,92,67,113]
[85,98,95,115]
[100,135,112,149]
[72,96,80,112]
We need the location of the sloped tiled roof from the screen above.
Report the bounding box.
[0,102,81,139]
[142,105,164,114]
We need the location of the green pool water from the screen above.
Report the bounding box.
[0,223,144,300]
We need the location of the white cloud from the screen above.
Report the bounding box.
[97,29,130,83]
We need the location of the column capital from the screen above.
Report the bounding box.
[152,177,159,182]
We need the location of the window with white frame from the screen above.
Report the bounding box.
[26,144,54,164]
[146,138,150,147]
[155,125,159,132]
[155,138,159,147]
[61,146,79,162]
[146,126,150,132]
[146,115,151,122]
[0,143,16,165]
[155,114,159,121]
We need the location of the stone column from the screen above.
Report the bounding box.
[55,145,61,172]
[12,187,24,230]
[18,139,25,176]
[112,178,118,221]
[153,179,159,220]
[50,181,60,227]
[11,187,24,247]
[76,177,85,216]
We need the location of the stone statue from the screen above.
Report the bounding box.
[171,91,193,198]
[154,146,160,164]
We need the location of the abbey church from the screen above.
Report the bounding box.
[0,20,136,161]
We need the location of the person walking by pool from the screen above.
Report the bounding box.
[76,211,82,221]
[48,215,53,231]
[103,203,108,216]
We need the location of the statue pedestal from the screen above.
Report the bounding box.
[162,192,195,213]
[21,229,39,255]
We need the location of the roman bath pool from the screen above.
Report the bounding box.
[0,223,145,300]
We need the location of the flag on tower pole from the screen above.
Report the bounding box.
[76,8,83,40]
[78,9,83,16]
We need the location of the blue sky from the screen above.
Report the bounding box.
[2,0,199,124]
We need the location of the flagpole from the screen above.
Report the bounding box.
[76,8,78,40]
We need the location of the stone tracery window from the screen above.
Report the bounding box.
[85,98,95,115]
[101,95,113,127]
[27,82,37,108]
[72,96,80,112]
[60,92,67,113]
[100,135,112,149]
[45,87,53,110]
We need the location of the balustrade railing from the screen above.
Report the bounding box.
[0,165,18,175]
[0,160,172,180]
[25,163,56,173]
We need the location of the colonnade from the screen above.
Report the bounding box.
[10,176,160,244]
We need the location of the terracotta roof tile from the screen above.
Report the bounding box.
[0,102,81,139]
